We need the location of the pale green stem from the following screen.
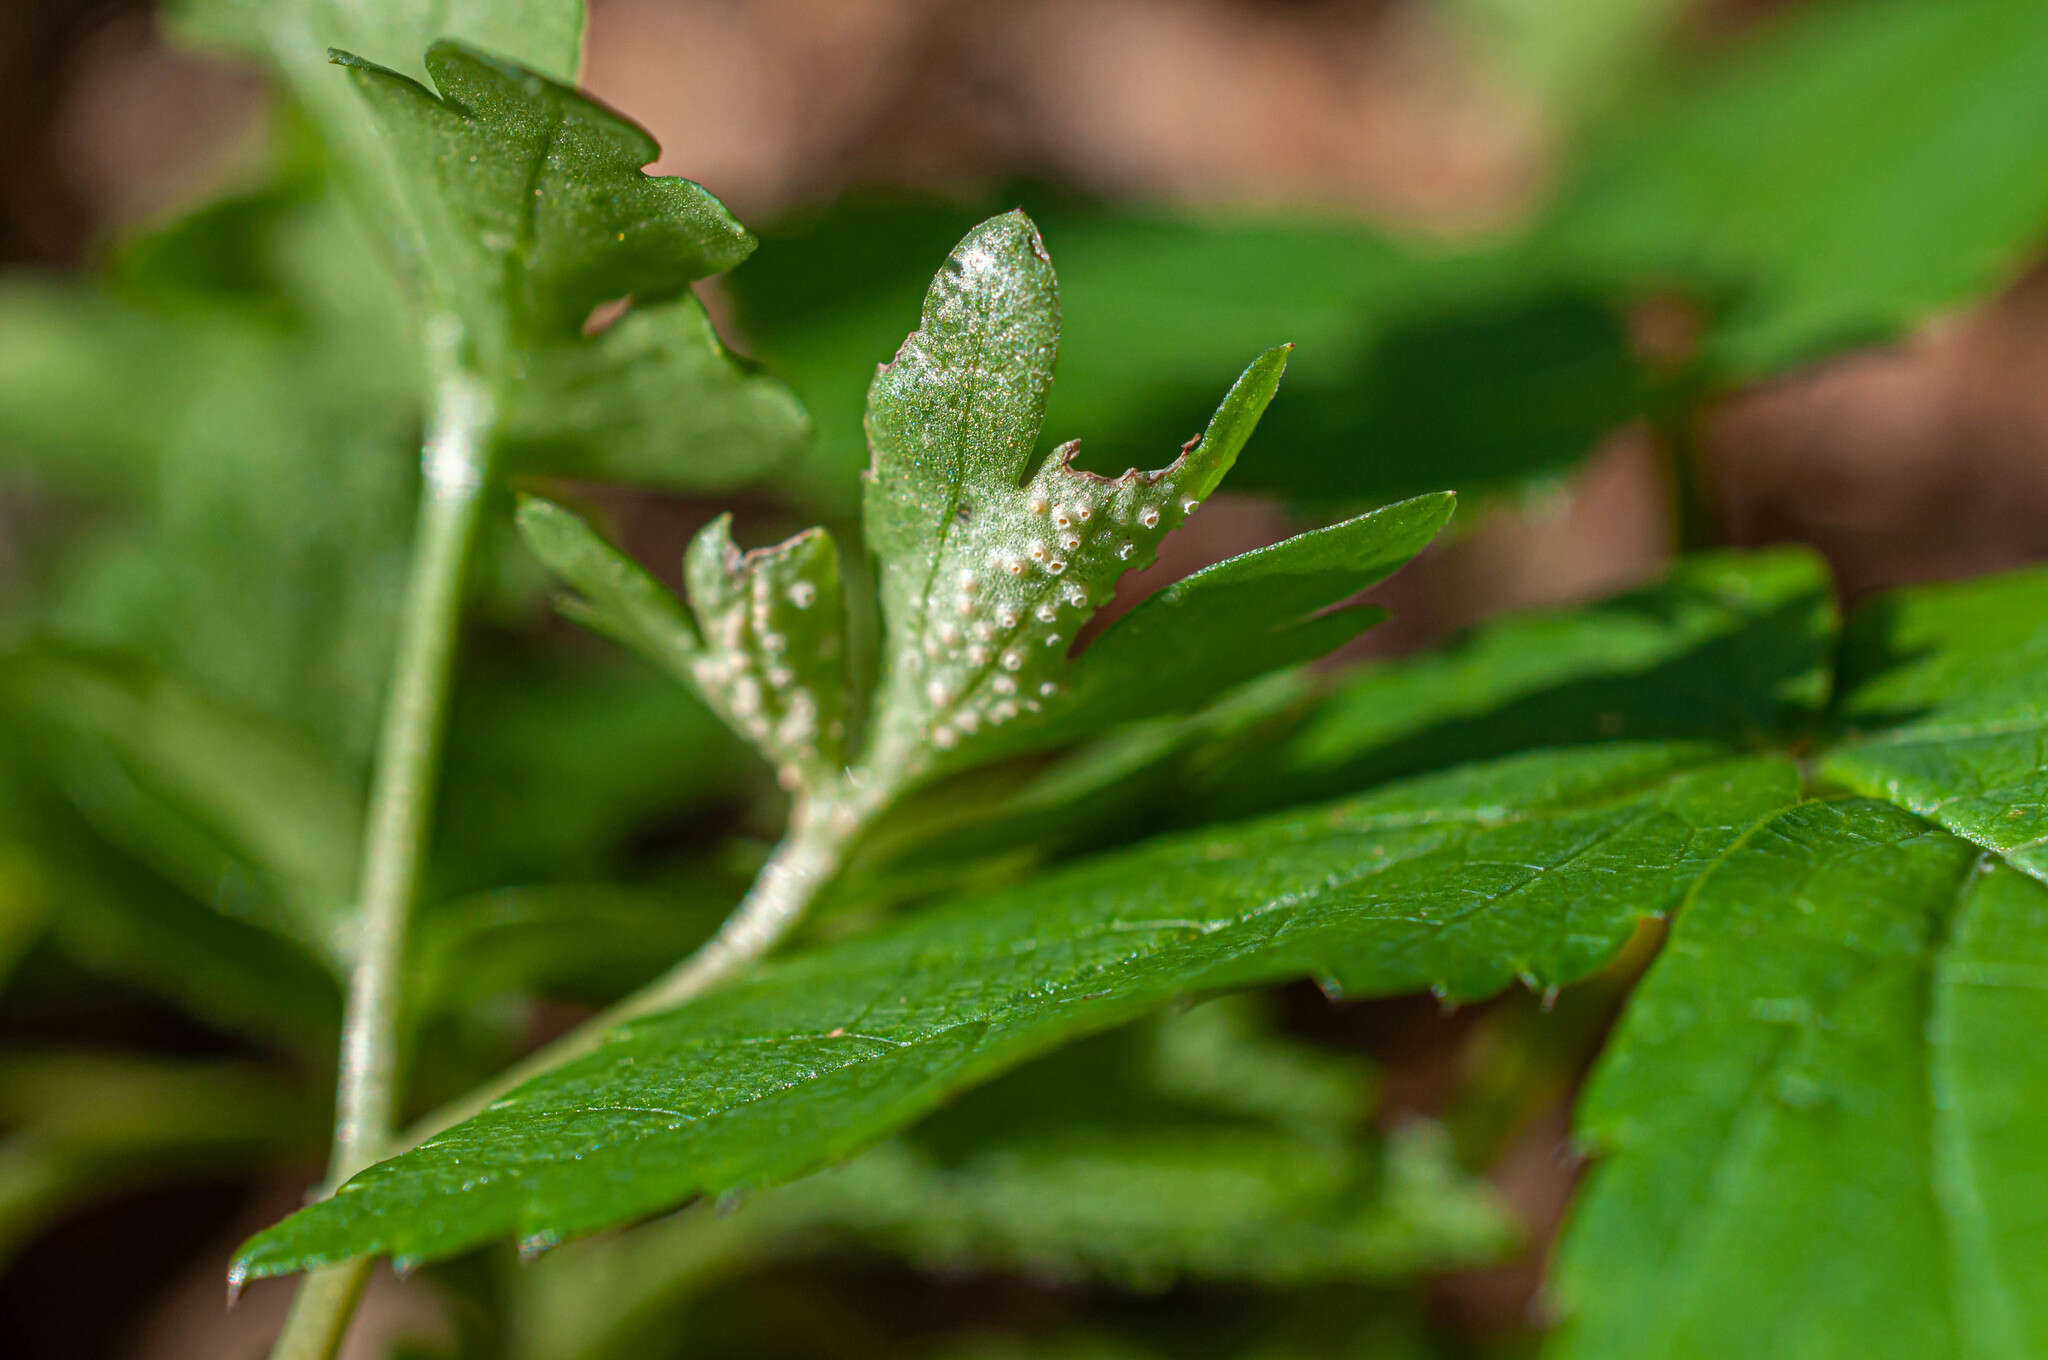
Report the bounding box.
[403,788,860,1140]
[266,786,868,1358]
[265,364,494,1360]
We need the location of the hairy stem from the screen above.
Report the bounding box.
[266,363,493,1360]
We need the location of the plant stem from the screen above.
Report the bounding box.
[263,787,863,1359]
[403,788,860,1141]
[266,1261,370,1360]
[266,362,494,1360]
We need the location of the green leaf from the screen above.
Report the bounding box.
[1823,564,2048,885]
[1547,798,2048,1358]
[233,742,1795,1276]
[512,497,703,682]
[856,211,1447,785]
[683,517,851,787]
[167,0,583,214]
[514,499,852,788]
[0,645,362,968]
[523,212,1448,798]
[1546,0,2048,375]
[0,750,339,1047]
[334,42,754,364]
[1224,547,1835,813]
[755,1003,1509,1288]
[498,296,810,492]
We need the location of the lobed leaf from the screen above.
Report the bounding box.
[498,296,810,492]
[857,211,1446,785]
[1548,798,2048,1357]
[1823,564,2048,885]
[233,741,1796,1276]
[682,517,851,786]
[514,499,851,787]
[334,42,753,362]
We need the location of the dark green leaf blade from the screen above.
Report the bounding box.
[1548,798,2048,1358]
[1822,564,2048,884]
[1221,546,1835,813]
[232,742,1796,1276]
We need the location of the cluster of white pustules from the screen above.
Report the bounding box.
[904,447,1202,752]
[687,541,844,790]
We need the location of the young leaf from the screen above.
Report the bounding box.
[1548,798,2048,1357]
[515,499,851,791]
[1823,564,2048,885]
[521,212,1449,801]
[857,210,1450,785]
[232,742,1795,1276]
[682,517,850,787]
